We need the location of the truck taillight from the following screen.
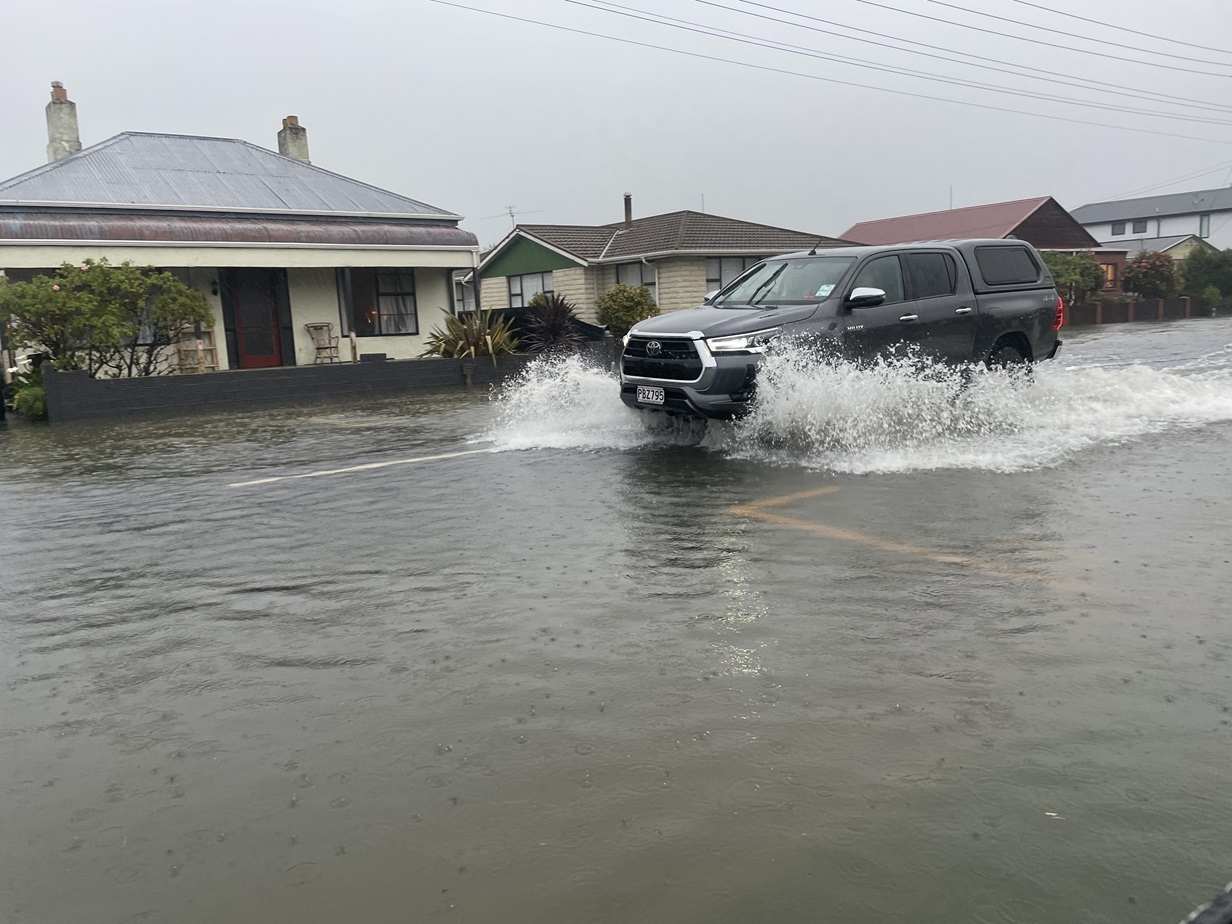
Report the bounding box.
[1053,296,1064,331]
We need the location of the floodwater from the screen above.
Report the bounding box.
[3,319,1232,924]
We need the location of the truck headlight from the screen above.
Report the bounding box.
[706,328,781,354]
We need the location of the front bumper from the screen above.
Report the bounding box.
[620,343,760,419]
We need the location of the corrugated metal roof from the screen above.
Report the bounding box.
[1071,187,1232,224]
[514,210,845,263]
[842,197,1052,245]
[0,132,460,219]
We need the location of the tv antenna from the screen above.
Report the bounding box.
[478,205,546,227]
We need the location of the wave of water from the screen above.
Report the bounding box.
[483,341,1232,474]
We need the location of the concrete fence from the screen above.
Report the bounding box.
[41,341,612,424]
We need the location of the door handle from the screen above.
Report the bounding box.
[899,314,919,322]
[955,307,973,315]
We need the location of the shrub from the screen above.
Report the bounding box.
[7,367,48,421]
[1202,284,1223,316]
[1182,247,1232,296]
[595,284,658,339]
[1122,251,1180,299]
[523,294,585,354]
[419,309,520,365]
[1041,251,1105,308]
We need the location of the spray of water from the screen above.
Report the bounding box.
[484,341,1232,474]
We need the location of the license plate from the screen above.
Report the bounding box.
[636,385,665,405]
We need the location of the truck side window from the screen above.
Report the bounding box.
[905,253,957,299]
[851,256,905,304]
[975,246,1040,286]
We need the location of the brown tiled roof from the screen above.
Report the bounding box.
[519,210,847,262]
[842,197,1055,245]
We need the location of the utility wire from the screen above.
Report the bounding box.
[843,0,1232,78]
[921,0,1232,68]
[581,0,1232,127]
[1008,0,1232,58]
[426,0,1232,146]
[712,0,1232,116]
[1104,159,1232,201]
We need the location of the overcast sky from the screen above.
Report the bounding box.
[3,0,1232,246]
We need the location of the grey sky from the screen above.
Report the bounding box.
[3,0,1231,247]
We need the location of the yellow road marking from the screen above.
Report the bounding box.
[228,447,495,487]
[729,487,1054,584]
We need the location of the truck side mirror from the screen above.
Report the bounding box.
[703,290,719,304]
[846,287,886,308]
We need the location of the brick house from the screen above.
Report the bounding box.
[470,196,850,321]
[841,196,1125,296]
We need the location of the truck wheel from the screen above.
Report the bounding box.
[986,342,1027,368]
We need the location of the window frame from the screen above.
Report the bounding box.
[849,254,908,306]
[1200,213,1211,238]
[336,267,420,337]
[1111,221,1127,236]
[1132,219,1148,234]
[507,271,553,308]
[614,261,656,300]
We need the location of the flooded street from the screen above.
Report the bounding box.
[3,319,1232,924]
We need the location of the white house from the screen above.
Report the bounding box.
[0,83,479,373]
[1071,186,1232,253]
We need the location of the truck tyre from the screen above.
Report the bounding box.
[986,342,1028,369]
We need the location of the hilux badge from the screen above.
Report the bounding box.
[646,340,662,356]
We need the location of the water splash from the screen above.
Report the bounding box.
[484,340,1232,474]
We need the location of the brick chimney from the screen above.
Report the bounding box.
[46,81,82,163]
[623,192,633,229]
[277,115,310,164]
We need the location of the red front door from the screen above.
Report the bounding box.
[231,269,283,368]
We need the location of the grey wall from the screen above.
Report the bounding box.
[42,344,610,424]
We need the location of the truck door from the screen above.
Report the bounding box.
[841,254,925,361]
[903,251,978,362]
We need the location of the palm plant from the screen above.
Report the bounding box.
[522,294,585,354]
[419,309,520,365]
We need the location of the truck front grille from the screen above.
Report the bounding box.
[622,337,703,381]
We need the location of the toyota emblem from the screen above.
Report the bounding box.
[645,340,662,356]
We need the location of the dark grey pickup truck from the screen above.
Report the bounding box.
[619,239,1064,419]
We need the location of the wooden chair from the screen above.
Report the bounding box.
[304,322,341,363]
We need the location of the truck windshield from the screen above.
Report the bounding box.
[715,256,855,306]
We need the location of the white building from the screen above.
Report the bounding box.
[0,83,479,372]
[1071,186,1232,253]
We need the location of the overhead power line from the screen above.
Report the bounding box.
[579,0,1232,127]
[843,0,1232,78]
[1105,159,1232,201]
[427,1,1232,147]
[921,0,1232,68]
[713,0,1232,116]
[1009,0,1232,59]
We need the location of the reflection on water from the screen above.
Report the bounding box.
[1,322,1231,923]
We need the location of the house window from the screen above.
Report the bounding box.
[453,278,476,312]
[1111,222,1126,236]
[1200,213,1211,238]
[339,268,418,336]
[615,262,657,301]
[508,271,552,308]
[1132,219,1147,234]
[706,257,761,295]
[1102,262,1117,289]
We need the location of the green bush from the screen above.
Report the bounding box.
[1041,251,1105,308]
[595,284,658,340]
[1202,284,1223,316]
[7,367,48,421]
[1122,251,1180,299]
[419,309,520,365]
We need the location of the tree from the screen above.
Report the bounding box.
[1181,247,1232,297]
[0,259,212,377]
[595,284,658,339]
[1042,251,1105,308]
[1121,251,1180,299]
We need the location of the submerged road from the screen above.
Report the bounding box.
[2,319,1231,923]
